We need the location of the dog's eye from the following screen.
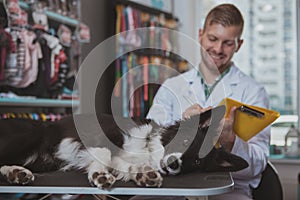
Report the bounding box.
[195,159,201,165]
[167,155,179,170]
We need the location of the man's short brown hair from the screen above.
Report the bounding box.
[203,4,244,37]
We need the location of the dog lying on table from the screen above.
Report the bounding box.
[0,105,248,188]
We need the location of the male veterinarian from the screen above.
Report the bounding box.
[131,3,270,200]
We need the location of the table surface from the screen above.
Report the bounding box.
[0,170,233,196]
[269,154,300,164]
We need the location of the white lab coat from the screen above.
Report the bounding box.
[147,63,270,197]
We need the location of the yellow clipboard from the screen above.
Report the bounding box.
[219,98,280,141]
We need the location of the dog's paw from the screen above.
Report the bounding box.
[132,166,163,187]
[89,171,116,189]
[0,165,34,185]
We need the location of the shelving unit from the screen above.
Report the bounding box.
[0,97,79,107]
[0,0,83,116]
[111,0,187,118]
[114,0,176,20]
[17,1,80,27]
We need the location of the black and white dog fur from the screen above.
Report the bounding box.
[0,105,248,188]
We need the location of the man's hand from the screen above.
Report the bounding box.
[182,104,212,119]
[218,106,237,151]
[183,104,236,152]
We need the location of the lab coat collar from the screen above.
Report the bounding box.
[183,63,241,85]
[222,63,241,85]
[181,63,242,107]
[207,63,241,105]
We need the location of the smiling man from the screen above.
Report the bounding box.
[144,4,271,200]
[199,9,243,84]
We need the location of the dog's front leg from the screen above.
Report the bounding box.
[85,148,116,189]
[129,165,163,187]
[112,156,163,187]
[0,165,34,185]
[55,138,116,188]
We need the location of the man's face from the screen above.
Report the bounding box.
[199,23,243,73]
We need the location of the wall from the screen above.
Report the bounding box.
[129,0,173,13]
[79,0,115,114]
[173,0,198,63]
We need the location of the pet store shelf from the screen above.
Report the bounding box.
[45,10,79,27]
[0,98,79,107]
[17,0,80,27]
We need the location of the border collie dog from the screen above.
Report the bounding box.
[0,106,248,188]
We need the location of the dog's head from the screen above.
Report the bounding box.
[160,105,249,175]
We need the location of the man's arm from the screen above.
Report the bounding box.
[231,87,270,181]
[146,81,175,126]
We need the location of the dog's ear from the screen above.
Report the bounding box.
[162,105,225,157]
[204,147,249,172]
[177,105,226,173]
[194,105,226,129]
[198,105,226,158]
